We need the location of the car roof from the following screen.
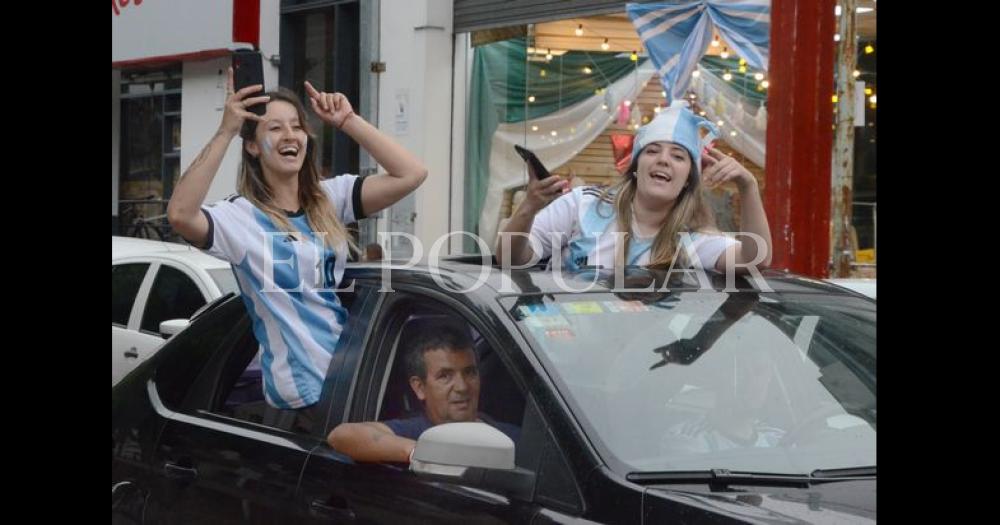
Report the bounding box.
[343,256,867,297]
[112,236,230,270]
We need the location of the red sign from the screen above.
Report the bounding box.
[112,0,143,17]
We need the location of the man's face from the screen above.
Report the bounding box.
[410,348,480,425]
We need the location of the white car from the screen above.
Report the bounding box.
[112,236,239,385]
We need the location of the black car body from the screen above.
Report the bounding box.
[113,261,876,524]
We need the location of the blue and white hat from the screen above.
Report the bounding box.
[631,100,719,173]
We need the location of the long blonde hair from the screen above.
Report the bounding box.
[238,88,355,252]
[597,148,717,269]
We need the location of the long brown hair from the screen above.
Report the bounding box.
[597,146,717,269]
[237,88,354,252]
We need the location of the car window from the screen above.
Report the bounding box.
[207,287,370,436]
[112,263,150,326]
[155,299,246,411]
[372,298,525,449]
[141,265,206,333]
[357,295,582,511]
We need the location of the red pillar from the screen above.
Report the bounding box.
[764,0,836,278]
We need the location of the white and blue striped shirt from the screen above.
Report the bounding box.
[201,174,365,409]
[530,186,738,270]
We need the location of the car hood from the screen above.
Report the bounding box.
[644,478,875,524]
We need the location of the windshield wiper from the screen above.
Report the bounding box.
[810,466,876,478]
[627,467,875,488]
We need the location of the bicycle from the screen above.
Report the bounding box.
[118,196,175,241]
[129,213,169,240]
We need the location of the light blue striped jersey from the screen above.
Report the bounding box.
[529,186,737,270]
[201,174,365,408]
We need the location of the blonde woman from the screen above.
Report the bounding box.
[168,70,426,410]
[497,101,770,273]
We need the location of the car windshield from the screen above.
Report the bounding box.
[503,289,875,475]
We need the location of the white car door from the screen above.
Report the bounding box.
[130,261,213,368]
[112,262,157,385]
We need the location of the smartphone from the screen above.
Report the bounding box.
[513,144,551,180]
[232,50,266,115]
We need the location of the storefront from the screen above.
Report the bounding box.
[449,0,876,275]
[112,0,366,245]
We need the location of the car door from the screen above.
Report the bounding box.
[145,284,378,523]
[297,287,583,524]
[129,262,211,369]
[113,297,246,524]
[112,261,153,385]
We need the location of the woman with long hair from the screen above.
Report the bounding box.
[168,70,427,411]
[497,100,771,273]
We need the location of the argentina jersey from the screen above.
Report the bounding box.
[530,186,737,271]
[200,174,366,408]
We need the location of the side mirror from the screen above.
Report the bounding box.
[410,422,534,500]
[411,422,514,475]
[159,319,190,338]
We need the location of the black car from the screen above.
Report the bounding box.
[113,260,876,524]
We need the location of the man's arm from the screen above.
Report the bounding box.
[327,421,415,463]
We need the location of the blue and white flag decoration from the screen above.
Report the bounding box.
[627,1,770,101]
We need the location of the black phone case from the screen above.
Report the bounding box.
[232,51,266,116]
[514,145,551,180]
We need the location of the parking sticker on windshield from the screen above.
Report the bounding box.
[518,303,562,317]
[603,301,649,313]
[544,328,575,341]
[562,301,603,315]
[526,314,571,329]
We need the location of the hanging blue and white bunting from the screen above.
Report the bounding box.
[627,1,770,100]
